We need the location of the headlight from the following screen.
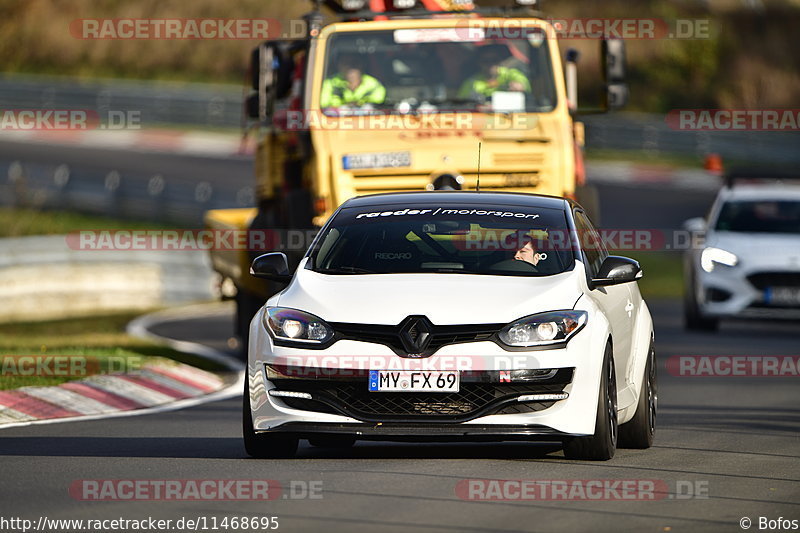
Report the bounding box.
[498,311,587,348]
[700,247,738,273]
[263,307,334,345]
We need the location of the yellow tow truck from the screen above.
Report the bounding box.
[204,0,628,343]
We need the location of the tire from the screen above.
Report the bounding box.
[308,436,356,448]
[562,343,617,461]
[618,337,657,449]
[243,379,298,459]
[683,273,719,331]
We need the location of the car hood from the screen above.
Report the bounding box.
[708,232,800,271]
[276,265,584,325]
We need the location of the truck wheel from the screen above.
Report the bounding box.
[618,337,657,448]
[243,379,298,459]
[562,343,617,461]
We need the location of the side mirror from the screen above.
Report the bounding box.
[606,83,628,109]
[602,38,628,110]
[602,38,626,83]
[247,41,295,122]
[250,252,292,283]
[565,48,579,111]
[245,93,261,119]
[592,256,642,287]
[683,217,706,233]
[250,42,294,97]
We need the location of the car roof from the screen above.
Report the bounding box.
[340,191,571,211]
[720,167,800,201]
[718,185,800,202]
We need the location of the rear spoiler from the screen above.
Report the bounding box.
[725,168,800,189]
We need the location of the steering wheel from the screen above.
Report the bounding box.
[489,259,539,274]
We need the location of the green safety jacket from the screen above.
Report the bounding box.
[458,67,531,98]
[320,74,387,107]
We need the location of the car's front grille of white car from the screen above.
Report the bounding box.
[268,368,574,422]
[330,320,504,357]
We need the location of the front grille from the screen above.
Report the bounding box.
[332,321,502,357]
[272,368,573,422]
[747,272,800,290]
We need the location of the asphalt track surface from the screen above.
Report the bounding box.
[1,141,798,532]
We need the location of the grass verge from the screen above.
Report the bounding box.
[629,251,684,300]
[585,149,704,169]
[0,313,227,391]
[0,207,173,239]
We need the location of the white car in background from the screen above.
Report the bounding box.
[244,192,655,461]
[684,170,800,330]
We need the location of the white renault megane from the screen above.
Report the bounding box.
[244,192,655,460]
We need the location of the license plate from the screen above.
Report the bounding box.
[765,287,800,306]
[368,370,459,392]
[343,151,411,170]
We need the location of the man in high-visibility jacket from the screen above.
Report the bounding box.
[458,45,531,100]
[320,54,387,108]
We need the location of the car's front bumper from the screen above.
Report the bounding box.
[246,307,609,438]
[256,421,578,441]
[695,265,800,319]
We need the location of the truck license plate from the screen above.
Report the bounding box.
[343,151,411,170]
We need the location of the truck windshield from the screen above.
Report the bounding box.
[320,28,557,114]
[308,204,575,276]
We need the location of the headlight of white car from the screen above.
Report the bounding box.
[264,307,334,345]
[700,247,739,272]
[498,310,588,348]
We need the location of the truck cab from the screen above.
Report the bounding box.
[205,0,627,346]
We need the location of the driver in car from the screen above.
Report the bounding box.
[320,53,387,108]
[514,235,542,266]
[458,44,531,100]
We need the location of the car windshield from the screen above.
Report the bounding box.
[715,199,800,234]
[307,204,575,276]
[320,28,557,114]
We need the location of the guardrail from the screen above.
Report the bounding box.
[0,74,243,129]
[580,114,800,165]
[2,74,798,164]
[0,235,216,322]
[1,75,798,226]
[0,158,255,225]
